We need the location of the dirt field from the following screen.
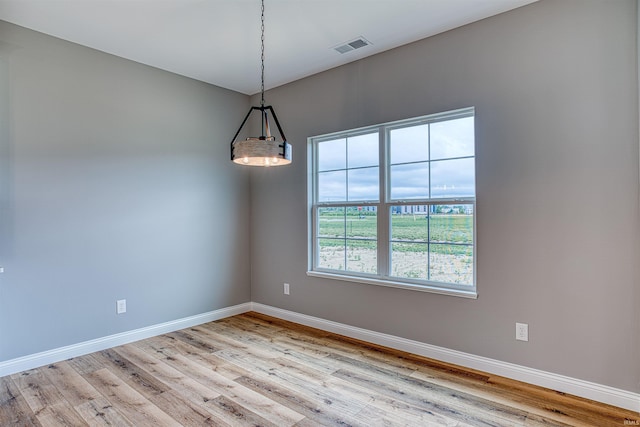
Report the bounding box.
[318,247,473,285]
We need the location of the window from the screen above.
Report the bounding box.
[309,107,476,297]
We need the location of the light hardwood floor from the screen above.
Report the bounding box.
[1,312,638,426]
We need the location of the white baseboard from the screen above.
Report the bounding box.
[251,302,640,413]
[0,302,252,377]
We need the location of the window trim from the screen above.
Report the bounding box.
[307,107,477,298]
[305,270,478,299]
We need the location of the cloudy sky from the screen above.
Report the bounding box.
[317,116,475,202]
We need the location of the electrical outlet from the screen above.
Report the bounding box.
[284,283,290,295]
[116,299,127,314]
[516,323,528,341]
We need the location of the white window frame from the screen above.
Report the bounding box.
[307,107,477,299]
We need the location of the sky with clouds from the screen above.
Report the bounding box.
[317,116,475,202]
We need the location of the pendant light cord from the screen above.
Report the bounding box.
[260,0,265,107]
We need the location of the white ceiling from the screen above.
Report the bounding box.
[0,0,537,95]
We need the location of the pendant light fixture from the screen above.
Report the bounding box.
[230,0,291,167]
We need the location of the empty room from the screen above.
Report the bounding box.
[0,0,639,425]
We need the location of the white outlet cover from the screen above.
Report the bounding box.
[516,322,528,341]
[116,299,127,314]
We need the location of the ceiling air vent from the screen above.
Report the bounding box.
[333,37,371,54]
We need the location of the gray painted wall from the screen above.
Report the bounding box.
[250,0,640,392]
[0,21,251,361]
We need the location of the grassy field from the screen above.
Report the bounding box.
[318,210,473,249]
[316,209,473,284]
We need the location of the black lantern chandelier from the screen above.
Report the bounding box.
[230,0,291,167]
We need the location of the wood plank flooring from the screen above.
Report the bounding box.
[1,312,638,426]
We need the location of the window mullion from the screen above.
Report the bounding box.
[427,207,431,281]
[343,208,347,272]
[378,126,389,277]
[427,124,431,279]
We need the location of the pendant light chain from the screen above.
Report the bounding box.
[260,0,265,106]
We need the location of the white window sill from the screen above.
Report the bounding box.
[306,270,478,299]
